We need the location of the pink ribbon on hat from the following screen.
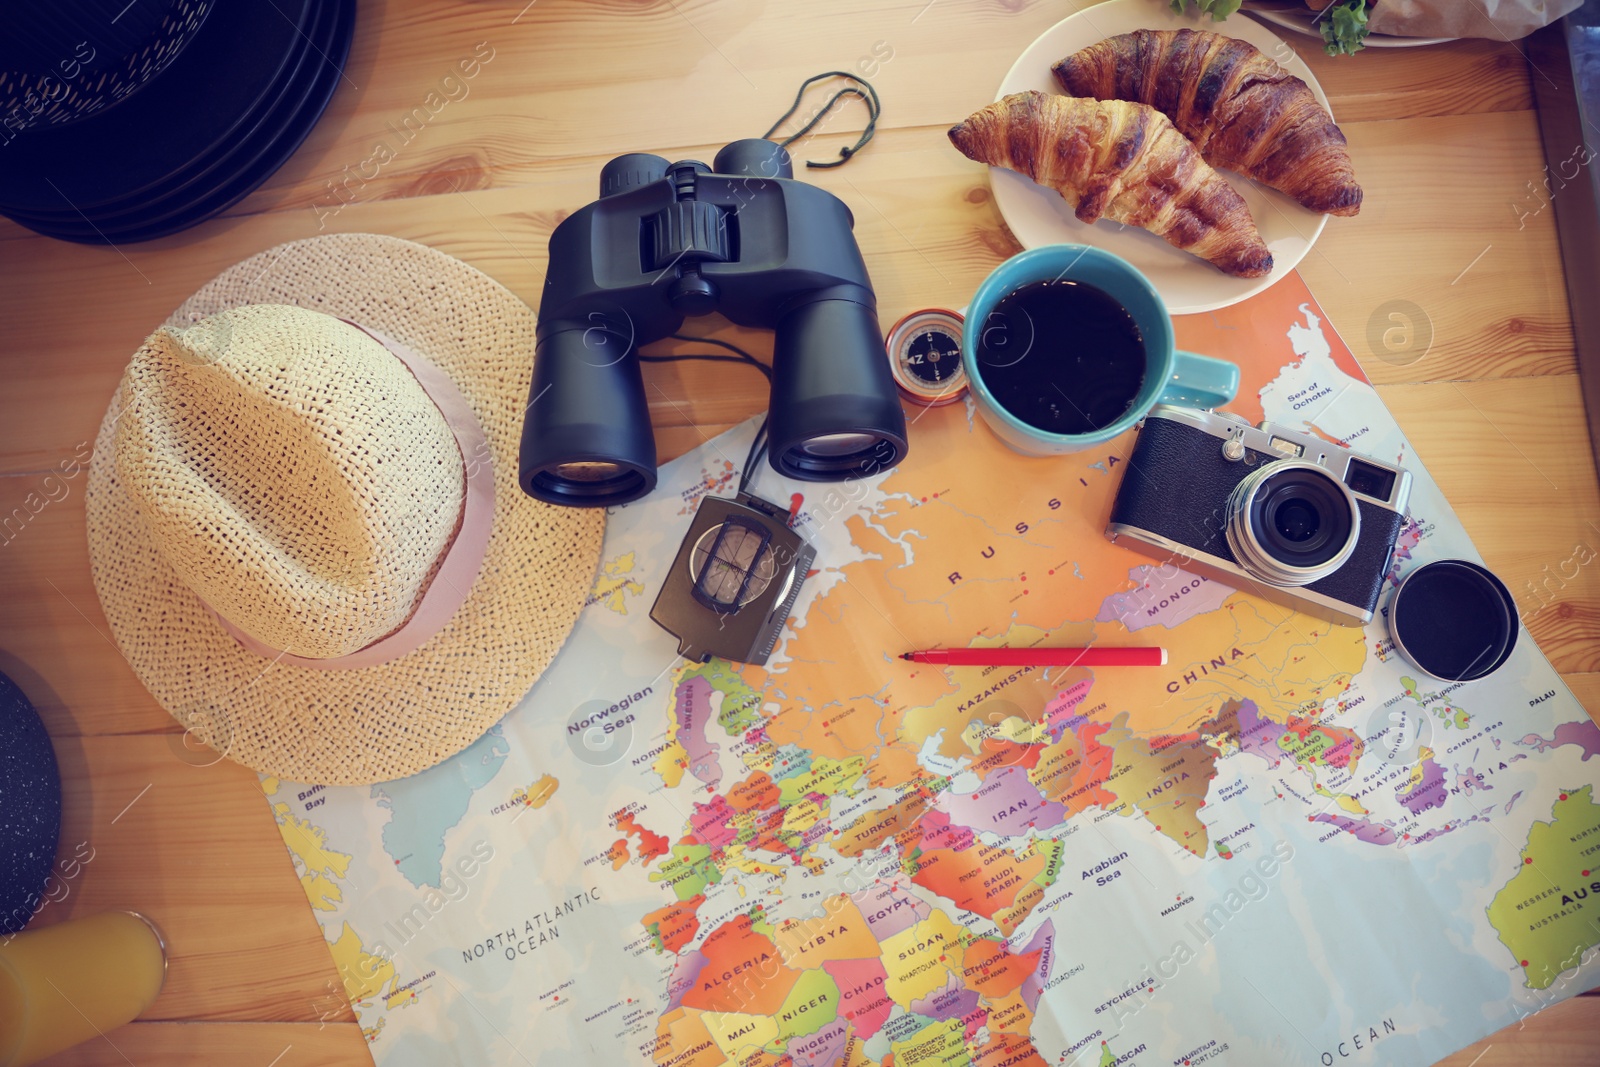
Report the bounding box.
[210,321,496,670]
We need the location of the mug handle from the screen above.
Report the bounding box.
[1157,350,1240,411]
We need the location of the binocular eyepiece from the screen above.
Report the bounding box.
[518,139,909,508]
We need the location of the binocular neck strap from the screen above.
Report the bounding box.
[761,71,881,170]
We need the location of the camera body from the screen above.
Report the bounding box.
[1107,406,1412,626]
[518,139,908,507]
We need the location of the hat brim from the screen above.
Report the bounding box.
[86,234,606,785]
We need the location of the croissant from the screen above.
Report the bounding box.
[1052,28,1361,216]
[948,91,1272,278]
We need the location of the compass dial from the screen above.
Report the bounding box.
[886,309,967,406]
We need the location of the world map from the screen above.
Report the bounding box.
[264,276,1600,1066]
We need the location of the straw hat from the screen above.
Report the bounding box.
[86,234,605,785]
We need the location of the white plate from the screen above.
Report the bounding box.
[1246,4,1454,49]
[990,0,1334,314]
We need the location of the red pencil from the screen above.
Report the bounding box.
[901,647,1167,667]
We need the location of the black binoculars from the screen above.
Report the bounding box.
[518,138,908,507]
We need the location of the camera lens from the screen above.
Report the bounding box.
[1255,473,1349,565]
[1226,461,1361,587]
[1274,499,1319,544]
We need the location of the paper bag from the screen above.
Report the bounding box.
[1365,0,1582,39]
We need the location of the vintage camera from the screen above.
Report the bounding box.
[1106,406,1413,626]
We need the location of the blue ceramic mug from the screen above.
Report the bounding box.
[962,245,1240,456]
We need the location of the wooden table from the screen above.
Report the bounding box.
[2,1,1596,1063]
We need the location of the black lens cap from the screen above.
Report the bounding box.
[1390,560,1519,682]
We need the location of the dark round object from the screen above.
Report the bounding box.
[1249,465,1355,569]
[43,0,332,232]
[903,332,962,387]
[0,0,210,132]
[85,0,353,245]
[779,430,888,478]
[0,670,62,936]
[669,273,719,315]
[9,0,335,242]
[1391,559,1519,682]
[714,138,794,180]
[886,308,967,406]
[0,0,311,215]
[528,464,651,506]
[0,0,354,244]
[599,153,669,198]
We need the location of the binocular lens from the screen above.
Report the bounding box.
[776,434,898,479]
[555,460,625,482]
[528,467,650,504]
[800,432,880,457]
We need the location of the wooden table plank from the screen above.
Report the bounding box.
[1380,377,1600,675]
[36,1022,368,1067]
[1298,111,1577,385]
[1436,994,1600,1067]
[1293,34,1534,120]
[29,735,360,1023]
[29,737,356,1024]
[0,485,180,739]
[1564,671,1600,718]
[222,1,1535,193]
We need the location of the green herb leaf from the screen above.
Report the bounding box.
[1170,0,1242,18]
[1320,0,1371,56]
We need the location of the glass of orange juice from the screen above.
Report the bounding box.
[0,911,167,1066]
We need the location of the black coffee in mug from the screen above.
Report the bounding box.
[976,279,1146,436]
